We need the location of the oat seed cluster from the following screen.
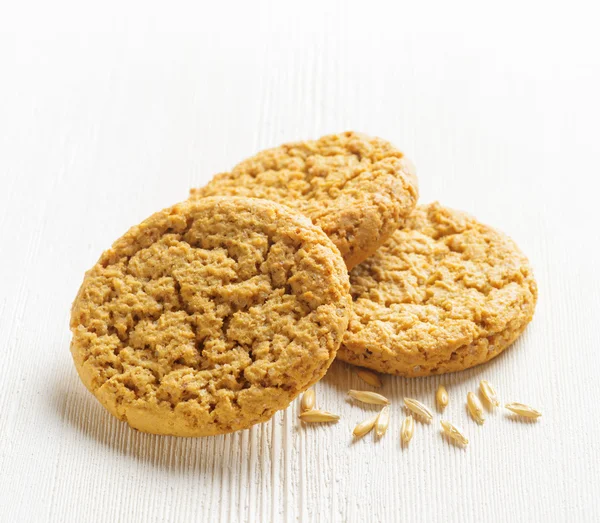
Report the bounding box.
[70,131,537,437]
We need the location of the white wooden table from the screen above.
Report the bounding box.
[1,1,600,521]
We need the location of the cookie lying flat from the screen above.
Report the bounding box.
[190,132,418,269]
[338,202,537,377]
[70,197,351,436]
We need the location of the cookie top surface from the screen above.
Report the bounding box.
[337,202,537,376]
[190,132,418,269]
[70,197,351,436]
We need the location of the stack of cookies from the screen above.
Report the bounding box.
[70,132,537,437]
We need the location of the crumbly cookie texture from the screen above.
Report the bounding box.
[70,197,351,436]
[338,202,537,377]
[190,131,418,269]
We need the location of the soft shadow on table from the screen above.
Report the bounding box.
[48,368,262,475]
[49,329,532,472]
[321,331,529,400]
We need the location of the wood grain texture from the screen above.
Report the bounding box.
[1,1,600,521]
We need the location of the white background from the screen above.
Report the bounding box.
[1,1,600,522]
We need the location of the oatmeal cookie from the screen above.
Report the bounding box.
[70,197,351,436]
[338,202,537,376]
[190,132,418,269]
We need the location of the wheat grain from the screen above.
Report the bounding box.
[467,392,485,424]
[401,416,414,445]
[348,390,390,405]
[504,402,542,419]
[300,389,315,412]
[440,420,469,446]
[355,369,382,388]
[375,406,390,437]
[353,414,379,437]
[436,385,449,410]
[299,410,340,422]
[479,380,500,407]
[404,398,433,422]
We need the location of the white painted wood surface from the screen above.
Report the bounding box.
[1,1,600,521]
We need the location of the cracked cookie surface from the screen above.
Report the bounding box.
[338,202,537,376]
[190,132,418,269]
[70,197,351,436]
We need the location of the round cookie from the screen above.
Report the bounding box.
[338,202,537,377]
[190,132,418,269]
[70,197,351,436]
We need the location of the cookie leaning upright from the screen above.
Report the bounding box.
[70,197,351,436]
[190,132,418,269]
[338,202,538,377]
